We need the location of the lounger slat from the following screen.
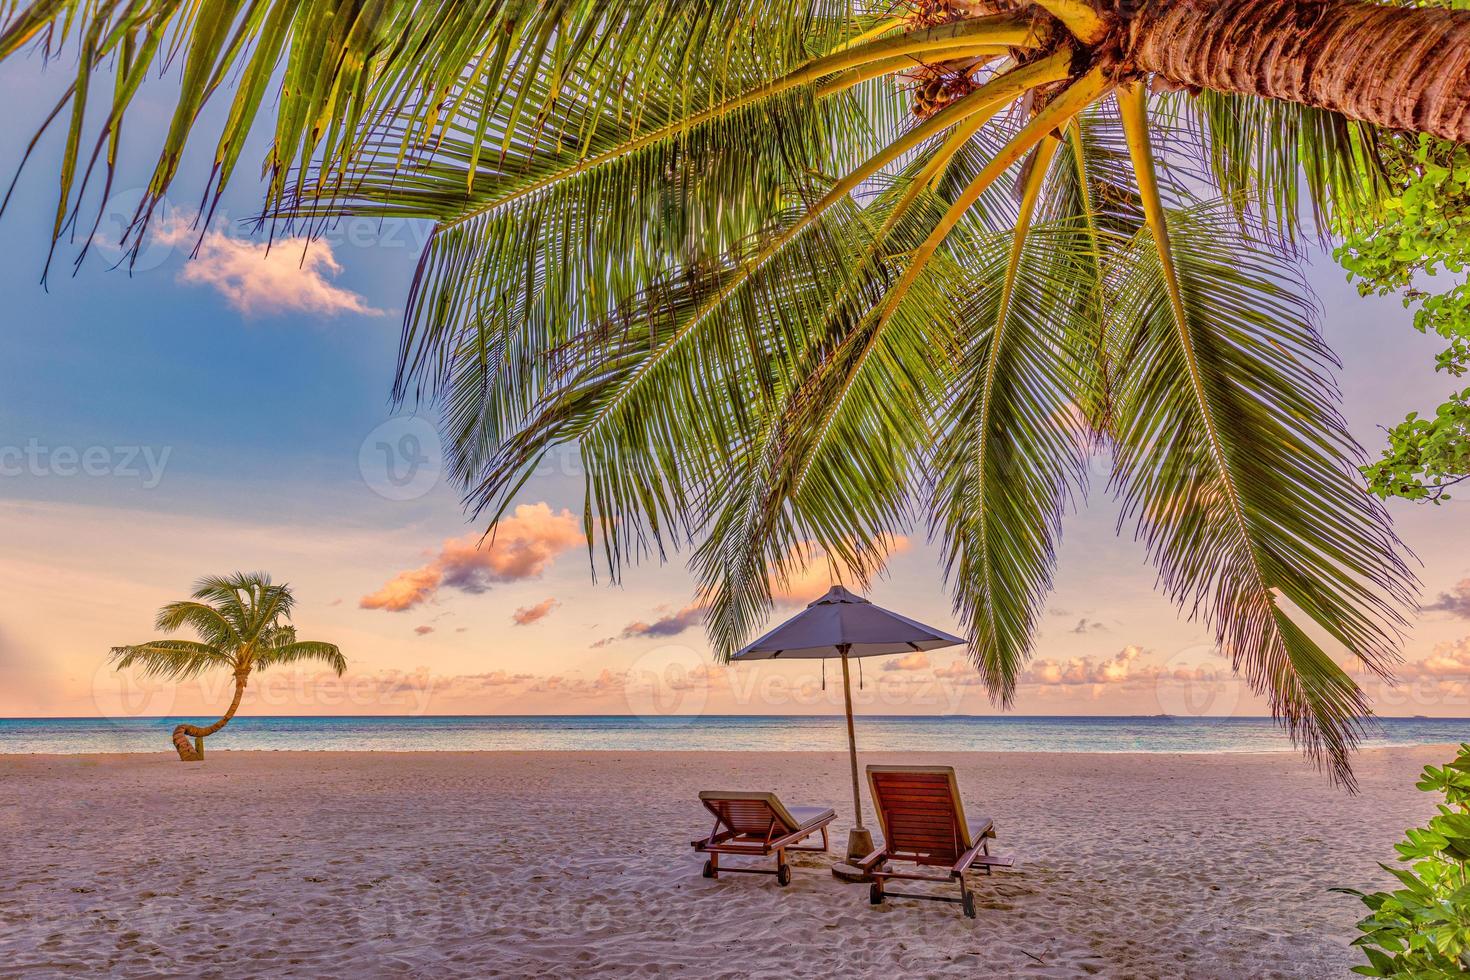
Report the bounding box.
[886,831,962,844]
[887,813,959,827]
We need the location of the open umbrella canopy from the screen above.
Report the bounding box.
[732,586,964,661]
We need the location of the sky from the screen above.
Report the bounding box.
[2,52,1469,723]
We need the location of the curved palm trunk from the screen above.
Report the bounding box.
[1129,0,1470,143]
[171,669,248,761]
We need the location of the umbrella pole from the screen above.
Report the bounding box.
[839,646,873,861]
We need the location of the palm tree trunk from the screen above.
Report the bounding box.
[171,669,248,761]
[1128,0,1470,143]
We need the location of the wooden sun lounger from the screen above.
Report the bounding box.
[692,790,836,886]
[857,765,1013,918]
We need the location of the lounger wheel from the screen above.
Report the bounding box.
[702,859,716,879]
[776,863,792,887]
[869,883,884,906]
[962,890,976,919]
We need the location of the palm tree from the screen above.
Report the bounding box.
[4,0,1457,783]
[113,573,345,761]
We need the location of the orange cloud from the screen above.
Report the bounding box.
[772,536,913,605]
[884,651,931,672]
[1399,637,1470,680]
[512,598,559,626]
[154,218,383,318]
[361,503,582,612]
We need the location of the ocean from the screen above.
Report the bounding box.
[0,714,1466,754]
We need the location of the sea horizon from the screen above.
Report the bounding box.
[5,713,1467,755]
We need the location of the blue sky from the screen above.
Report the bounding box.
[3,52,1469,721]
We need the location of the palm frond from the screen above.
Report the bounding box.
[1110,85,1414,786]
[110,640,233,680]
[930,136,1094,704]
[1162,89,1389,242]
[0,0,855,274]
[254,640,347,676]
[154,600,239,646]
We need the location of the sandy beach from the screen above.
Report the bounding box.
[0,746,1448,978]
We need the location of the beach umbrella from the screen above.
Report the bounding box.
[732,585,964,863]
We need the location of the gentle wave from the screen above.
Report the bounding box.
[1,714,1467,754]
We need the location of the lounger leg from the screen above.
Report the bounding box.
[958,876,976,919]
[775,847,791,886]
[869,875,885,906]
[820,826,829,851]
[703,853,719,879]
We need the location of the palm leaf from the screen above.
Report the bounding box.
[110,640,233,680]
[1110,85,1414,785]
[254,640,347,675]
[930,136,1095,703]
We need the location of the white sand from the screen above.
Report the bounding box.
[0,746,1448,977]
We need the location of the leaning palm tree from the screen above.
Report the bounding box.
[4,0,1461,783]
[113,573,345,761]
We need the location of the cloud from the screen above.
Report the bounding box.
[1399,637,1470,680]
[512,598,559,626]
[928,658,992,687]
[1071,617,1106,634]
[154,218,383,318]
[884,651,931,672]
[594,602,705,647]
[361,503,582,612]
[527,668,628,697]
[414,625,434,636]
[1424,579,1470,619]
[770,537,913,605]
[1023,645,1154,688]
[341,668,536,702]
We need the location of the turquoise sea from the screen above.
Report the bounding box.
[0,714,1466,754]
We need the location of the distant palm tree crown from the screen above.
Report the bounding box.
[113,573,344,760]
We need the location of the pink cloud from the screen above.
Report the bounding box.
[1024,645,1151,687]
[512,598,559,626]
[527,668,627,697]
[154,218,383,318]
[343,669,536,701]
[414,625,434,636]
[361,503,582,612]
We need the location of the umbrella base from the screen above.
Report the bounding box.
[830,861,872,883]
[833,828,876,882]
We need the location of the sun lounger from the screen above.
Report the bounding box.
[857,765,1012,917]
[692,790,836,886]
